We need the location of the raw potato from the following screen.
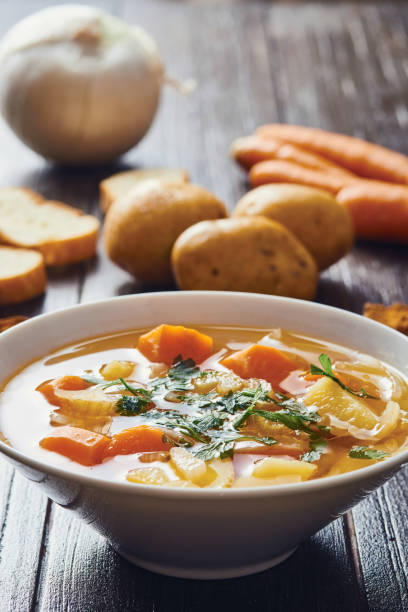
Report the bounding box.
[234,184,354,270]
[171,216,318,299]
[104,181,227,285]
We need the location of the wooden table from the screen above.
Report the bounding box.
[1,1,408,610]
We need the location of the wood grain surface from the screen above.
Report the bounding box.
[0,1,407,611]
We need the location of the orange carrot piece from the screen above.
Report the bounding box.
[256,124,408,184]
[37,375,92,406]
[138,324,213,364]
[221,344,299,390]
[230,136,282,170]
[231,135,354,177]
[103,425,172,458]
[40,426,110,466]
[275,143,355,177]
[249,160,351,193]
[337,181,408,243]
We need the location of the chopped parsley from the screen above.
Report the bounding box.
[115,392,152,416]
[301,436,327,463]
[193,432,277,461]
[234,404,322,436]
[310,354,377,399]
[150,357,199,393]
[348,446,389,460]
[81,357,334,463]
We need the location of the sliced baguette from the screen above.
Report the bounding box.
[0,188,100,266]
[99,168,189,213]
[0,246,47,305]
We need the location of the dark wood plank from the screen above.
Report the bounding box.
[37,507,361,612]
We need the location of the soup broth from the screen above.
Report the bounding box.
[1,323,407,488]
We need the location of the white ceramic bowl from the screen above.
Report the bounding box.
[0,291,407,580]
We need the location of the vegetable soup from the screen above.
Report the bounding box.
[1,323,407,488]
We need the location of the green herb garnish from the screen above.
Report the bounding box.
[310,354,377,399]
[301,436,327,462]
[150,357,200,393]
[193,432,277,461]
[348,446,389,460]
[115,391,152,416]
[234,404,322,436]
[141,410,208,443]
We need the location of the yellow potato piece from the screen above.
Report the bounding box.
[232,474,302,488]
[126,467,170,485]
[252,457,317,480]
[100,360,135,380]
[303,377,379,431]
[204,458,234,488]
[170,447,208,485]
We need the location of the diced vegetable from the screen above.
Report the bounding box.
[221,344,299,390]
[37,375,92,405]
[252,456,317,480]
[205,458,234,488]
[303,377,379,433]
[126,467,170,485]
[39,426,110,466]
[169,446,208,484]
[104,425,172,458]
[138,324,213,364]
[100,360,135,380]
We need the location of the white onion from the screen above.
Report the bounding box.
[0,4,166,164]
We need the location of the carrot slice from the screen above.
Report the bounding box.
[221,344,299,390]
[138,324,213,364]
[40,426,110,466]
[103,425,172,458]
[37,375,92,406]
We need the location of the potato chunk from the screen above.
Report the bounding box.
[205,458,234,488]
[252,456,317,480]
[303,377,378,432]
[126,467,170,485]
[100,360,135,380]
[170,447,208,485]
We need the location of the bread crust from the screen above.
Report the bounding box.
[0,190,100,265]
[0,247,47,305]
[363,302,408,336]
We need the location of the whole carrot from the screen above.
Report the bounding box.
[231,134,354,177]
[337,181,408,243]
[249,159,352,193]
[230,136,282,170]
[256,124,408,185]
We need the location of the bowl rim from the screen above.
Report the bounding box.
[0,290,407,499]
